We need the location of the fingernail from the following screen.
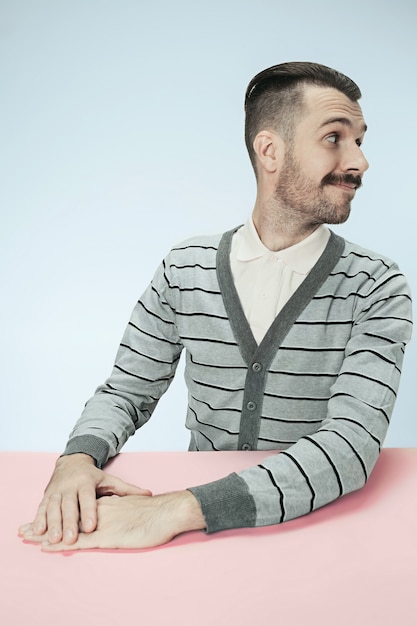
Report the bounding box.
[64,529,74,542]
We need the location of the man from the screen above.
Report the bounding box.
[20,62,413,551]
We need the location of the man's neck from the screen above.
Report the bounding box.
[252,203,320,252]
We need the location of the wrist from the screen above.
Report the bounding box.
[160,490,206,536]
[57,453,95,467]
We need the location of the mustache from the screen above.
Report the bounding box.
[321,173,363,189]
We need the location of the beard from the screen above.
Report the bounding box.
[274,149,362,227]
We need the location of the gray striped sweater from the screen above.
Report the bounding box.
[64,228,413,532]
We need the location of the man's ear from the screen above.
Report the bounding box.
[253,130,284,174]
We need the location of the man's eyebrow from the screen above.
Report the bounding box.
[320,117,368,133]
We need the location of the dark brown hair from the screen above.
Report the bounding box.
[244,61,362,174]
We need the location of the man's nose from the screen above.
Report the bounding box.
[341,143,369,175]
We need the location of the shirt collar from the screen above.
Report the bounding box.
[234,218,330,275]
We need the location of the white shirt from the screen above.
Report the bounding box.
[230,218,330,344]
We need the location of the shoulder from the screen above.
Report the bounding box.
[340,238,397,270]
[166,228,240,263]
[170,231,226,253]
[334,236,412,303]
[155,231,226,287]
[336,236,406,281]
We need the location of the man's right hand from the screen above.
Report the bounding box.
[18,453,152,545]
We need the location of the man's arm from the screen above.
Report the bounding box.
[20,254,185,543]
[62,257,184,469]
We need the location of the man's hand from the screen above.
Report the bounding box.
[18,453,151,545]
[30,490,206,551]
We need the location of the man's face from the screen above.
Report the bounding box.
[275,85,369,225]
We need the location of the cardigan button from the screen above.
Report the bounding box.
[241,443,252,451]
[246,401,257,411]
[252,362,262,372]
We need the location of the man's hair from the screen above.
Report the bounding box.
[244,61,362,175]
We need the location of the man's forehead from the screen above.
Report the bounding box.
[301,85,366,130]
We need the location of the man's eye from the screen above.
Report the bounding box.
[326,134,338,144]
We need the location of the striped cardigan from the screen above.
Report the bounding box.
[64,227,413,532]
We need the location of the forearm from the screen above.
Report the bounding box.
[188,423,385,534]
[188,433,378,534]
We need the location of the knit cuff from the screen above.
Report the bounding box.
[62,435,110,468]
[188,472,257,533]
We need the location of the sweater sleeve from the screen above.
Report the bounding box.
[189,264,413,532]
[63,256,183,468]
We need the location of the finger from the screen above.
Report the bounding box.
[98,474,152,498]
[41,530,102,552]
[21,532,46,544]
[78,486,99,534]
[18,523,32,536]
[45,492,64,544]
[61,494,82,544]
[31,498,49,536]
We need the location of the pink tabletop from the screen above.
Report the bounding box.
[1,449,416,625]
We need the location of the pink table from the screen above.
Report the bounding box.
[1,449,416,625]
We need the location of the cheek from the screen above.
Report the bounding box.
[297,147,336,180]
[304,162,332,184]
[312,154,337,181]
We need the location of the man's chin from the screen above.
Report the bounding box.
[327,208,351,225]
[318,199,351,225]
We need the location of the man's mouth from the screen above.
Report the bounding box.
[321,173,362,190]
[332,182,357,192]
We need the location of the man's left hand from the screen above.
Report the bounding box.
[23,490,206,551]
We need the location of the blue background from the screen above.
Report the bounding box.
[1,0,415,451]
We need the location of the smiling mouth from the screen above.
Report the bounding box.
[331,182,357,192]
[322,173,362,190]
